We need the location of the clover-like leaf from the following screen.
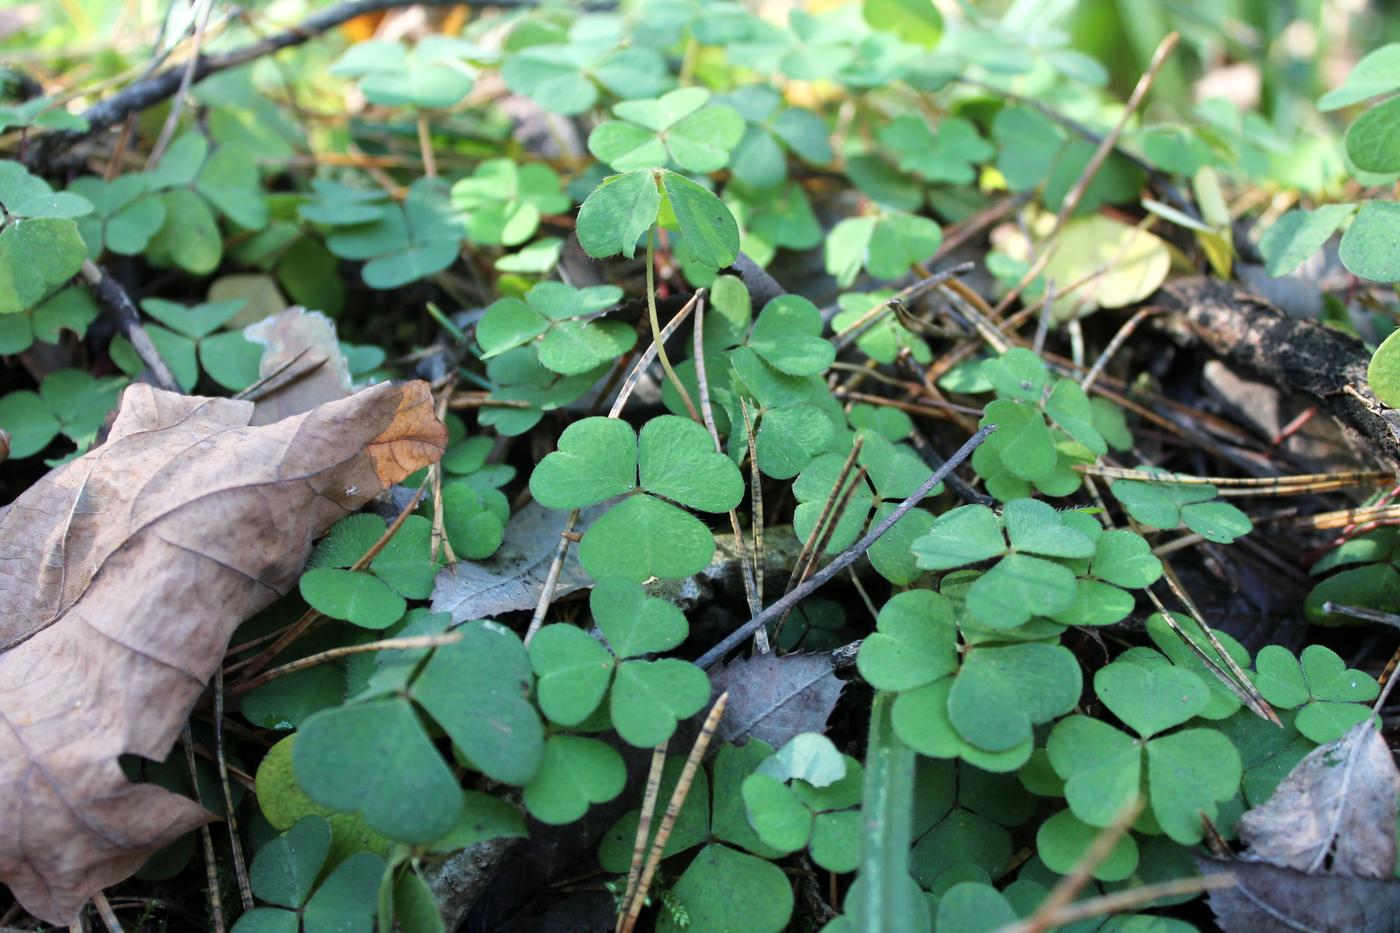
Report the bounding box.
[576,170,661,260]
[248,815,331,909]
[294,698,463,844]
[592,577,688,658]
[981,348,1048,403]
[577,493,717,582]
[529,416,638,508]
[946,643,1082,753]
[856,589,958,691]
[1037,809,1139,882]
[747,295,834,377]
[590,88,745,173]
[1142,728,1241,843]
[413,621,545,785]
[1046,715,1142,830]
[1109,475,1252,543]
[1253,644,1379,743]
[1095,661,1208,739]
[891,678,1033,773]
[1090,530,1162,588]
[1003,498,1096,559]
[452,158,569,247]
[529,624,614,727]
[741,773,812,854]
[639,414,745,512]
[966,554,1077,629]
[911,504,1006,570]
[523,735,626,825]
[611,658,710,747]
[660,170,740,269]
[299,568,406,630]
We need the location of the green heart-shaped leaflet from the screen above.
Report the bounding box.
[593,577,688,657]
[249,815,331,909]
[946,643,1082,752]
[856,589,958,691]
[748,295,835,377]
[293,698,462,844]
[910,504,1006,571]
[1095,660,1208,738]
[413,621,545,785]
[1002,498,1095,559]
[638,414,745,512]
[528,624,614,727]
[611,658,710,747]
[523,735,627,825]
[529,416,637,508]
[577,493,717,581]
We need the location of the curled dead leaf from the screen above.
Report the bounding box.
[0,381,445,925]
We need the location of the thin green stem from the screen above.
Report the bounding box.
[646,226,700,421]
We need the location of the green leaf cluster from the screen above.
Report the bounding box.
[529,414,744,580]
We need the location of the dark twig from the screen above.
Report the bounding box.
[696,424,995,669]
[79,260,180,393]
[28,0,614,166]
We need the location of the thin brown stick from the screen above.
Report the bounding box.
[618,745,669,926]
[90,892,123,933]
[182,724,225,933]
[1081,308,1158,391]
[999,875,1234,933]
[79,260,180,393]
[1015,800,1142,933]
[693,296,765,650]
[786,438,865,595]
[231,482,427,679]
[527,292,704,646]
[417,113,437,178]
[697,424,994,668]
[232,633,462,695]
[214,671,253,911]
[621,693,729,933]
[144,0,213,167]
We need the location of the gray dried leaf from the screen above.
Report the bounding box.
[431,503,604,622]
[710,652,843,749]
[1238,721,1399,878]
[1197,857,1400,933]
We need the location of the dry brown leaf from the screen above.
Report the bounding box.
[1237,721,1399,878]
[0,380,445,925]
